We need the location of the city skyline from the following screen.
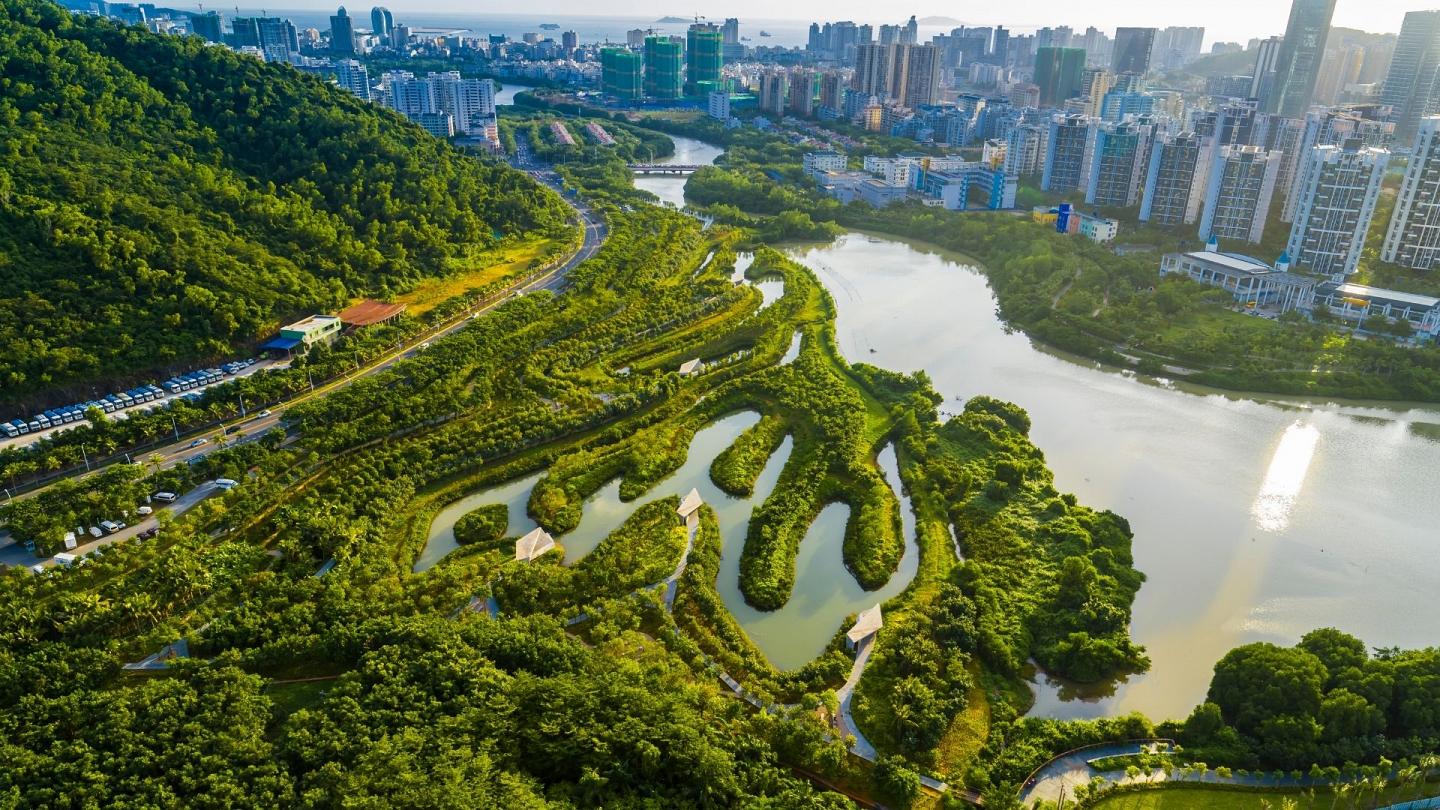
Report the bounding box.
[219,0,1416,44]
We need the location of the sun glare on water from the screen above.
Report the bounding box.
[1250,421,1321,533]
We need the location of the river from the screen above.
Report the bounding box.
[632,136,725,209]
[628,137,1440,721]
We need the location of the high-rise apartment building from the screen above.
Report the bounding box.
[788,70,817,117]
[852,42,892,97]
[384,71,436,116]
[1140,131,1203,225]
[329,6,356,55]
[433,73,496,137]
[1042,114,1096,193]
[1280,109,1396,221]
[897,44,941,108]
[1382,11,1440,142]
[759,70,788,116]
[601,47,644,100]
[335,59,371,101]
[192,10,223,42]
[644,36,684,100]
[1112,27,1156,74]
[562,31,577,56]
[1006,124,1045,176]
[1265,0,1338,117]
[1086,121,1152,207]
[1153,26,1205,69]
[1286,140,1389,277]
[1382,116,1440,269]
[1199,145,1283,243]
[1035,47,1086,107]
[686,23,723,95]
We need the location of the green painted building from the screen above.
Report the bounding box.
[1034,46,1086,107]
[686,23,722,96]
[644,36,684,100]
[601,47,643,100]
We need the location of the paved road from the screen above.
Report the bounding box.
[0,482,222,569]
[2,163,605,515]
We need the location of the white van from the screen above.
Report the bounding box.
[153,492,178,503]
[214,478,239,490]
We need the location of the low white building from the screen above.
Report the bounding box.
[515,528,556,562]
[677,488,704,519]
[678,358,702,376]
[845,604,883,652]
[803,150,847,179]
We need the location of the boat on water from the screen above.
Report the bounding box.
[759,30,771,37]
[538,23,560,30]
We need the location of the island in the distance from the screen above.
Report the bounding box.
[654,15,690,23]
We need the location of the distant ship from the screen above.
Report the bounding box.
[539,23,560,30]
[740,36,751,41]
[759,30,771,37]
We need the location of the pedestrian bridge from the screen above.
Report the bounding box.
[627,164,704,175]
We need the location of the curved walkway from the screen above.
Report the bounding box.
[1019,739,1436,807]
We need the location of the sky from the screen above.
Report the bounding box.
[251,0,1410,44]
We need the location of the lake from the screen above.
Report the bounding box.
[787,232,1440,721]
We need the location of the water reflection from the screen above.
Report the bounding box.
[632,135,723,209]
[789,231,1440,721]
[1250,422,1320,533]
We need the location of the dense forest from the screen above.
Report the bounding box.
[0,0,570,408]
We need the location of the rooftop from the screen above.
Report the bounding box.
[847,604,884,643]
[677,488,704,518]
[1182,251,1272,275]
[1329,282,1440,309]
[339,299,407,326]
[282,314,342,332]
[515,528,556,562]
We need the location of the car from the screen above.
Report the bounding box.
[214,478,239,490]
[188,438,208,448]
[99,520,126,534]
[259,410,272,418]
[152,491,178,503]
[136,505,153,516]
[137,528,159,540]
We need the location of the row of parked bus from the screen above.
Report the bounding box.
[2,359,259,439]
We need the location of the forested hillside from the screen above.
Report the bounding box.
[0,0,570,406]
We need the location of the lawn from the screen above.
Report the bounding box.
[1092,784,1436,809]
[396,236,561,315]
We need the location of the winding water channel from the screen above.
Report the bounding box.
[631,136,1440,720]
[427,132,1440,721]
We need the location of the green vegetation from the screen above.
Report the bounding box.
[453,504,508,547]
[1175,628,1440,770]
[0,0,571,408]
[679,125,1440,403]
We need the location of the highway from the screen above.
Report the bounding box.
[0,163,606,560]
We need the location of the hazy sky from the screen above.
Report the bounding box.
[273,0,1409,43]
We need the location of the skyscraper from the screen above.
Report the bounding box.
[1006,124,1045,176]
[1042,114,1096,193]
[1035,47,1086,107]
[1381,11,1440,142]
[1382,116,1440,269]
[1265,0,1338,117]
[191,10,223,42]
[1250,36,1283,101]
[562,30,577,56]
[235,16,299,62]
[1140,131,1202,226]
[1086,121,1151,207]
[644,36,684,100]
[1286,140,1389,277]
[335,59,371,101]
[369,6,392,39]
[686,23,723,96]
[601,47,644,100]
[852,42,892,97]
[330,6,356,55]
[722,18,740,45]
[759,70,788,116]
[1199,145,1283,243]
[1112,28,1156,74]
[896,43,941,108]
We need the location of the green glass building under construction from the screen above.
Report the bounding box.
[644,36,684,100]
[601,47,643,100]
[686,23,722,96]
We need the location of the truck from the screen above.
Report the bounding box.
[54,553,78,567]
